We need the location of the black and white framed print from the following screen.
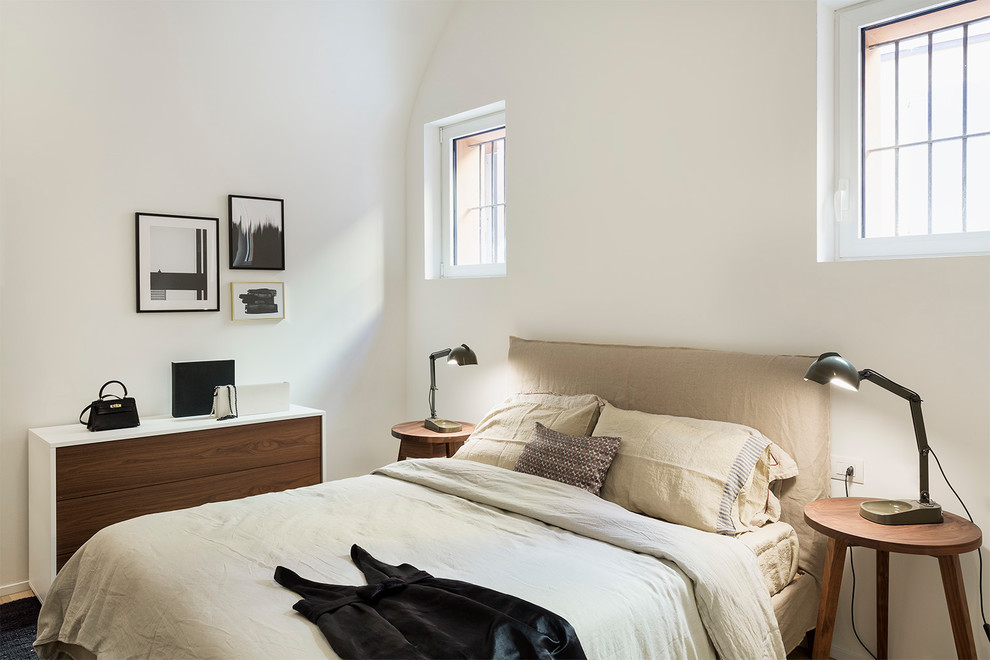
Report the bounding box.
[135,213,220,313]
[231,282,285,321]
[228,195,285,270]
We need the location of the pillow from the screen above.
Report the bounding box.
[593,403,778,535]
[513,422,621,495]
[453,393,604,469]
[664,414,799,483]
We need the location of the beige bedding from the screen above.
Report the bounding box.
[36,459,784,659]
[737,521,800,597]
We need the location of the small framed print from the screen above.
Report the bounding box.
[229,194,285,270]
[136,213,220,312]
[231,282,285,321]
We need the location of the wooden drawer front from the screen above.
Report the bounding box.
[55,457,320,565]
[56,417,321,500]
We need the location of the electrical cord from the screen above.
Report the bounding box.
[845,466,878,660]
[929,448,990,644]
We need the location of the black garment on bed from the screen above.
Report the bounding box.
[274,544,585,660]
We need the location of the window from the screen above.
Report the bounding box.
[831,0,990,259]
[425,103,506,279]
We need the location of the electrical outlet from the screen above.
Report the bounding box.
[830,455,864,484]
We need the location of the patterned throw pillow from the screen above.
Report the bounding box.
[513,422,621,495]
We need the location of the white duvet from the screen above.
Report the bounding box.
[36,459,784,659]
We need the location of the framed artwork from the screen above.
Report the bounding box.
[228,195,285,270]
[136,213,220,312]
[231,282,285,320]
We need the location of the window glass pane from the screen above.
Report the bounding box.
[864,149,896,238]
[968,134,990,231]
[496,204,505,262]
[865,43,898,149]
[969,18,990,135]
[931,27,964,140]
[481,142,493,207]
[479,206,494,263]
[455,208,481,265]
[898,35,930,145]
[494,139,505,205]
[932,139,963,233]
[898,144,929,235]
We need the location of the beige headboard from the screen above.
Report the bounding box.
[507,336,831,582]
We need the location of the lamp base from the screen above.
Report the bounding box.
[859,499,943,525]
[424,418,462,433]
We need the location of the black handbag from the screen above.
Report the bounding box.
[79,380,141,432]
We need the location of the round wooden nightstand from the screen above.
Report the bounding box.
[804,497,983,659]
[391,421,475,461]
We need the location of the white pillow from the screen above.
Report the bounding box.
[593,403,778,535]
[453,393,605,469]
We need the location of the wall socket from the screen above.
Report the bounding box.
[830,455,864,484]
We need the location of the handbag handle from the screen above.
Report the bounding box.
[98,380,128,400]
[79,403,93,425]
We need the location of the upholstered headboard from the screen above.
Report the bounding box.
[506,336,831,585]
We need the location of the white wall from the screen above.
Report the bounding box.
[405,1,990,658]
[0,0,453,594]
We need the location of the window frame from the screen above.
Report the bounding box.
[424,102,506,280]
[830,0,990,260]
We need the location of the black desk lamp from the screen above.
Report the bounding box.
[425,344,477,433]
[805,352,942,525]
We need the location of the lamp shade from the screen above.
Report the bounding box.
[804,352,860,391]
[447,344,478,366]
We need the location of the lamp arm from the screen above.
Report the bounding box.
[858,369,922,402]
[910,399,932,504]
[861,369,932,504]
[428,349,452,419]
[430,348,453,361]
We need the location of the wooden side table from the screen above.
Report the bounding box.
[804,497,982,659]
[391,421,475,461]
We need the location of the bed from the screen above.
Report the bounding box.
[35,337,830,659]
